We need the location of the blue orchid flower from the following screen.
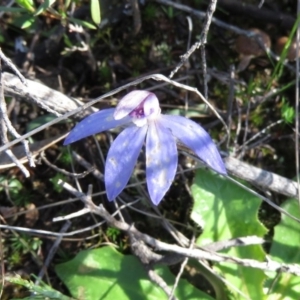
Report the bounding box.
[64,90,227,205]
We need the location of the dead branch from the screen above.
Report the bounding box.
[3,72,97,117]
[35,221,71,285]
[169,0,217,79]
[35,180,300,277]
[224,156,298,199]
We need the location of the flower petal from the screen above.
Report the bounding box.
[160,115,227,175]
[143,93,161,119]
[105,125,147,200]
[146,120,177,205]
[64,108,130,145]
[114,90,152,120]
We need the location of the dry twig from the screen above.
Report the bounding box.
[35,181,300,277]
[0,56,31,176]
[35,221,71,285]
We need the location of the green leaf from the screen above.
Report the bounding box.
[0,6,27,12]
[266,199,300,299]
[90,0,101,25]
[11,14,36,29]
[191,169,267,299]
[267,14,300,90]
[281,98,295,124]
[63,33,73,48]
[0,176,22,195]
[21,18,35,28]
[26,114,58,132]
[6,274,72,300]
[64,0,71,10]
[11,13,38,29]
[34,0,56,16]
[167,106,208,118]
[15,0,35,12]
[50,173,66,193]
[56,246,214,300]
[69,17,97,29]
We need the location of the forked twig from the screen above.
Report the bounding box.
[0,49,27,85]
[169,234,195,300]
[47,181,300,277]
[169,0,217,79]
[41,151,93,178]
[0,55,31,176]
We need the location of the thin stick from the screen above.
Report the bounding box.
[169,235,195,299]
[226,65,235,150]
[0,51,34,167]
[130,0,142,34]
[72,151,104,180]
[0,49,27,85]
[233,98,242,156]
[35,221,71,285]
[239,99,251,159]
[170,0,217,79]
[237,120,283,151]
[32,182,300,275]
[41,151,93,178]
[0,57,31,176]
[53,208,90,222]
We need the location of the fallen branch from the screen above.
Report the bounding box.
[3,72,96,117]
[7,179,299,277]
[225,156,298,199]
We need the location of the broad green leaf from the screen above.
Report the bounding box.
[191,169,267,299]
[90,0,101,25]
[266,199,300,299]
[34,0,56,16]
[68,17,97,30]
[56,246,214,300]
